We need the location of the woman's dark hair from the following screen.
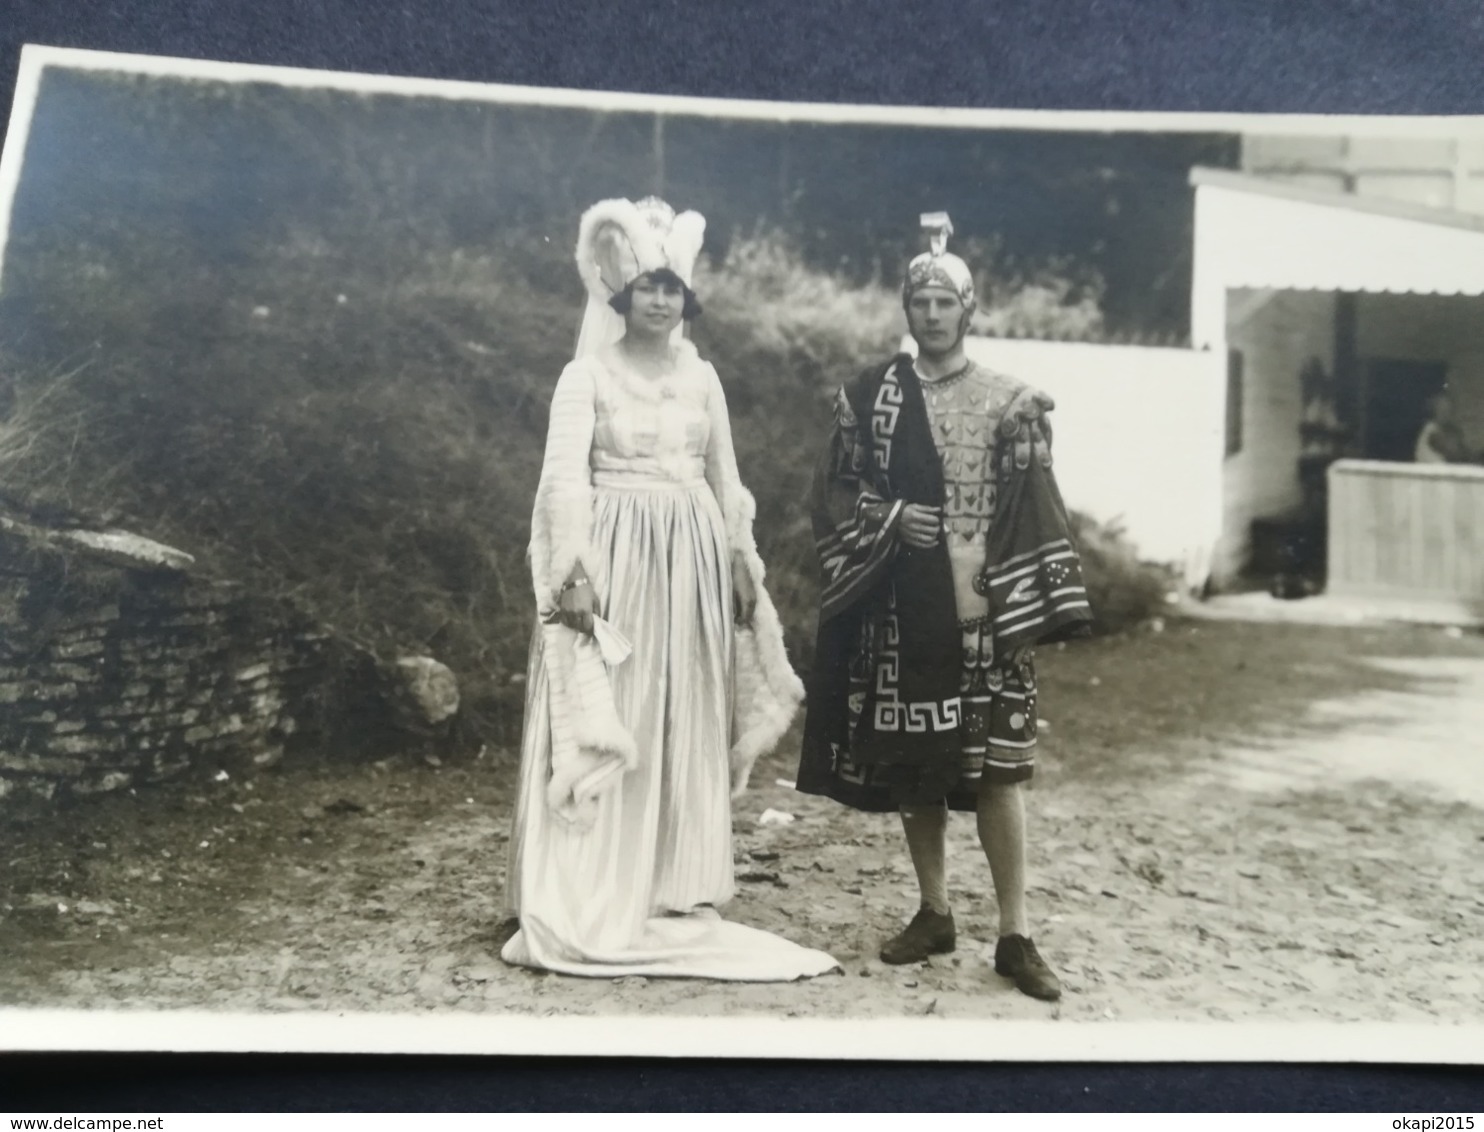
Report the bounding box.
[609,268,703,320]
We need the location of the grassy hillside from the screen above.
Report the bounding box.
[0,224,1167,745]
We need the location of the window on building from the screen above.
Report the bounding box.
[1225,349,1244,457]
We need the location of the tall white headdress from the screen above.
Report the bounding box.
[572,196,707,358]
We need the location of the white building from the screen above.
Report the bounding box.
[968,133,1484,610]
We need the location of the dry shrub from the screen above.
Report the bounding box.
[1067,510,1175,635]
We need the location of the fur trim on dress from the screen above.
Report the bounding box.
[526,362,599,607]
[722,482,759,559]
[541,620,639,828]
[531,494,596,608]
[728,546,806,799]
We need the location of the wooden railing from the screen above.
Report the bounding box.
[1327,458,1484,602]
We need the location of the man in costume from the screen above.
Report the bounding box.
[797,213,1093,1001]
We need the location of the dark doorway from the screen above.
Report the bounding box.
[1361,358,1448,462]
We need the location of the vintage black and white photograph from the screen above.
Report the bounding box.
[1,45,1482,1060]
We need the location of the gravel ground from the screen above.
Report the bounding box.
[2,619,1482,1034]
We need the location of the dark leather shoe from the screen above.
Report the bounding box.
[880,908,956,964]
[994,934,1062,1000]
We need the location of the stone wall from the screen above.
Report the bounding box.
[0,515,361,806]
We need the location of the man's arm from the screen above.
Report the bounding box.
[998,386,1056,474]
[980,384,1094,649]
[812,383,905,622]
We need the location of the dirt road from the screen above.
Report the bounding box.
[3,619,1483,1029]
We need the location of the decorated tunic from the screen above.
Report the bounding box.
[797,355,1093,815]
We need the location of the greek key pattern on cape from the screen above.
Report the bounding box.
[872,374,903,475]
[870,612,962,733]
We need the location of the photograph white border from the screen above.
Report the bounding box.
[2,43,1483,1064]
[8,1010,1484,1063]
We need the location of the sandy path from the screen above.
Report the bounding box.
[3,626,1483,1028]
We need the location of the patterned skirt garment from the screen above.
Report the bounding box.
[502,476,838,980]
[829,605,1038,813]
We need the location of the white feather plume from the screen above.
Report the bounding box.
[574,197,706,300]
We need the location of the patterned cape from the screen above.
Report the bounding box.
[796,354,1093,813]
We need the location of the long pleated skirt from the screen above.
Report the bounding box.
[501,477,838,981]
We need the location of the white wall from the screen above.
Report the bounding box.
[961,337,1226,589]
[1221,289,1336,582]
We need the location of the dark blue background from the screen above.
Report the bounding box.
[2,0,1483,1113]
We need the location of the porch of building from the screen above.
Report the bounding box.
[1191,168,1484,615]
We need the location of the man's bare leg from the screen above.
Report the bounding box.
[976,781,1028,936]
[978,779,1060,1000]
[901,803,951,914]
[879,803,956,963]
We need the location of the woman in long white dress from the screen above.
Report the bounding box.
[500,197,838,981]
